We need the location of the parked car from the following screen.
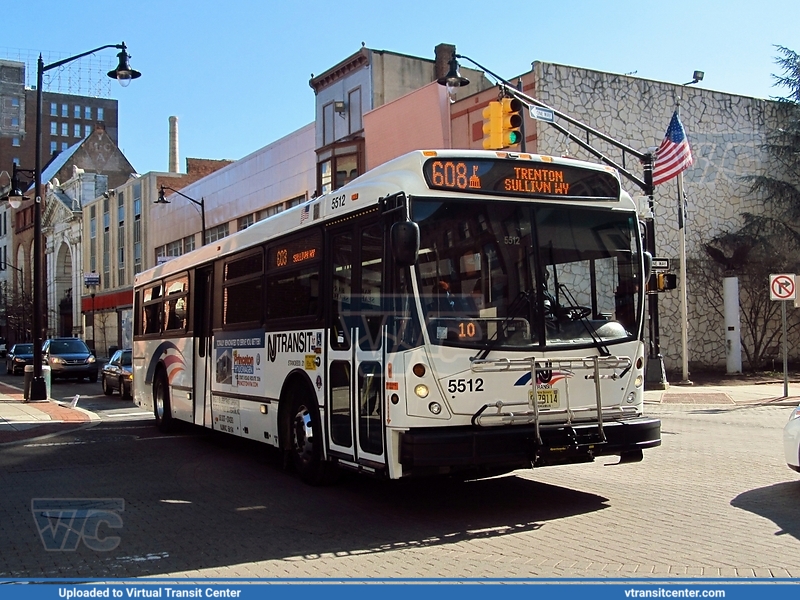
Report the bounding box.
[6,343,35,375]
[784,405,800,472]
[101,348,133,399]
[42,338,98,382]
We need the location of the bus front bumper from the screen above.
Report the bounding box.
[398,417,661,476]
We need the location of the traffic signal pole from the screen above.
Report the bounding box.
[461,53,668,388]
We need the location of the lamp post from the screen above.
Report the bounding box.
[156,185,206,246]
[28,43,141,401]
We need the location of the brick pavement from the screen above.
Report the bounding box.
[0,380,93,445]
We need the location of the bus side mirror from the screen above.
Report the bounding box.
[643,251,653,281]
[391,221,419,266]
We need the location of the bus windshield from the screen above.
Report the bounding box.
[413,198,642,351]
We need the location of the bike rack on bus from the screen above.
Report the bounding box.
[469,355,636,447]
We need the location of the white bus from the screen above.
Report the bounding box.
[133,150,660,483]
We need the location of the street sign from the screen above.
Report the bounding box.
[769,273,796,301]
[529,106,555,123]
[83,272,100,287]
[651,257,670,271]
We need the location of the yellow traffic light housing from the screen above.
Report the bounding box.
[482,101,503,150]
[500,97,523,147]
[646,272,678,293]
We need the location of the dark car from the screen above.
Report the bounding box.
[101,349,132,399]
[6,343,35,375]
[42,338,98,382]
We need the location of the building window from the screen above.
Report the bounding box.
[103,197,110,231]
[237,214,254,231]
[61,104,68,117]
[348,87,362,134]
[61,123,68,137]
[323,102,334,146]
[74,124,81,138]
[85,106,92,120]
[50,103,57,116]
[117,193,125,287]
[317,147,361,195]
[74,105,81,119]
[50,141,57,155]
[10,117,18,128]
[11,98,19,108]
[97,107,104,121]
[11,137,19,147]
[167,240,182,257]
[61,142,68,152]
[133,183,142,274]
[50,122,57,136]
[90,206,97,273]
[103,228,110,289]
[85,125,92,137]
[205,223,229,245]
[183,235,195,254]
[103,197,110,289]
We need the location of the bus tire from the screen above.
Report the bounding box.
[153,368,174,433]
[287,390,337,485]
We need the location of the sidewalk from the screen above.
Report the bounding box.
[645,380,800,407]
[0,380,98,446]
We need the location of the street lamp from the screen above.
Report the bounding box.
[156,185,206,246]
[7,164,35,208]
[28,43,141,402]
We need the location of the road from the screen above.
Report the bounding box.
[0,385,798,580]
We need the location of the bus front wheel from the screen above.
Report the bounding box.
[287,392,337,485]
[153,369,174,433]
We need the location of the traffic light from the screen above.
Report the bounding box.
[482,101,503,150]
[500,97,523,147]
[646,272,678,293]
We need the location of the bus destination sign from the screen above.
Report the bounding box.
[423,158,620,200]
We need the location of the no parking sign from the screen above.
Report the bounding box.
[770,274,796,301]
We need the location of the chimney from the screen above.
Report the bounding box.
[434,43,456,81]
[169,116,179,173]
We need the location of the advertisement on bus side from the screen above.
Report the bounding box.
[214,330,266,395]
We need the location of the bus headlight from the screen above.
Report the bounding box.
[414,384,429,398]
[634,375,643,388]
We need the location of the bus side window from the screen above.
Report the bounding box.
[144,303,162,334]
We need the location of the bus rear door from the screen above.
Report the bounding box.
[192,266,213,426]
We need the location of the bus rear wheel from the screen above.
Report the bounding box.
[153,369,174,433]
[287,392,337,485]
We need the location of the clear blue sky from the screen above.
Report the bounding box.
[6,0,798,174]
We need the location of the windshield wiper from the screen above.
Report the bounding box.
[472,289,533,361]
[557,284,611,357]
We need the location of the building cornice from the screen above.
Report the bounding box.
[309,48,370,95]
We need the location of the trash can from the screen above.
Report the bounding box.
[24,365,51,401]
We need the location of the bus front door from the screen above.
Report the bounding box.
[326,223,386,473]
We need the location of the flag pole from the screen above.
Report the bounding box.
[676,101,692,385]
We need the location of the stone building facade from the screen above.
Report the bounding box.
[529,63,787,371]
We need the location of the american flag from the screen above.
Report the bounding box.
[653,110,693,186]
[300,204,310,223]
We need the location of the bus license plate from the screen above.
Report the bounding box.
[529,388,559,409]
